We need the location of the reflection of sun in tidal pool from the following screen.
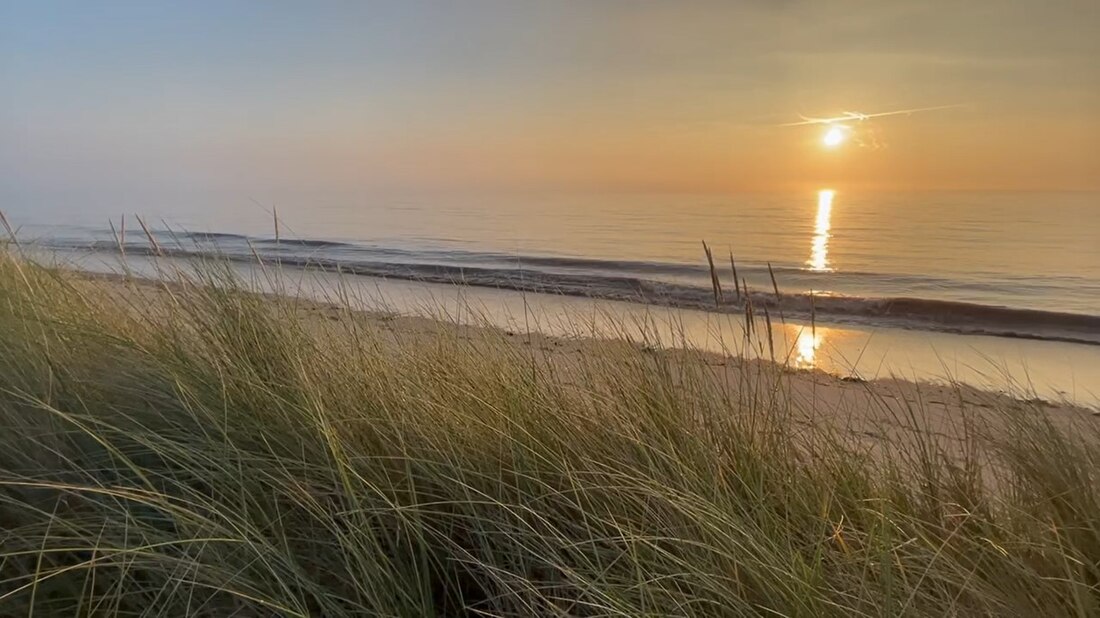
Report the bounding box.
[794,328,822,368]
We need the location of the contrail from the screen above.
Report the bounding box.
[777,104,963,127]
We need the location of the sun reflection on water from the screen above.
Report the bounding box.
[809,189,834,271]
[794,327,823,369]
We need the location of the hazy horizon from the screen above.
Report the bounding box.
[2,0,1098,212]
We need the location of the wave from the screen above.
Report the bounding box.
[252,238,355,249]
[177,231,251,242]
[40,233,1100,346]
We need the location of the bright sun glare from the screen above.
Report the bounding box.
[822,125,846,148]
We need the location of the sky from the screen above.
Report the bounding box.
[2,0,1098,209]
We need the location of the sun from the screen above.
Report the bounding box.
[822,125,846,148]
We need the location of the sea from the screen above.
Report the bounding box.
[6,189,1100,405]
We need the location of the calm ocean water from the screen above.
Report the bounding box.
[8,190,1100,343]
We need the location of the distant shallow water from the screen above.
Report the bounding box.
[10,189,1098,309]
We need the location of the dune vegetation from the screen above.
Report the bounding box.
[1,246,1099,617]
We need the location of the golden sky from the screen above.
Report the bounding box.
[2,0,1098,201]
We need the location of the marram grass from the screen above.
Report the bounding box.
[1,250,1099,617]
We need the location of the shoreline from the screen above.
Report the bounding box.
[45,248,1100,409]
[74,268,1100,456]
[34,240,1100,347]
